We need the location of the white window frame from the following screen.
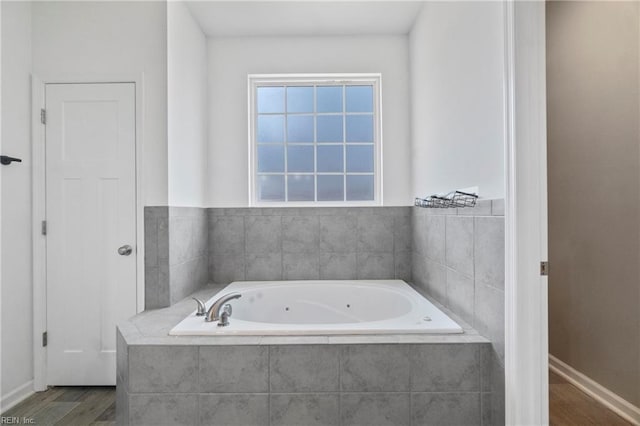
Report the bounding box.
[248,73,383,207]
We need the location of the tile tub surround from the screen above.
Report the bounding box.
[411,199,505,425]
[208,207,412,285]
[117,286,496,426]
[139,203,506,423]
[145,206,412,309]
[145,207,208,309]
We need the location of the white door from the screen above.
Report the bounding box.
[45,83,137,385]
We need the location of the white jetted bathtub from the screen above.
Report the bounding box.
[170,280,463,336]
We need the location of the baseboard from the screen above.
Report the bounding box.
[0,380,34,414]
[549,354,640,425]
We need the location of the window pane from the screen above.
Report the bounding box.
[317,116,343,143]
[258,175,285,201]
[257,115,284,143]
[253,78,378,205]
[257,87,284,113]
[346,175,374,201]
[288,175,314,201]
[346,145,373,173]
[317,145,343,173]
[317,86,343,112]
[346,85,373,112]
[287,86,313,113]
[317,175,344,201]
[287,146,314,173]
[287,115,314,143]
[257,145,284,172]
[346,115,373,142]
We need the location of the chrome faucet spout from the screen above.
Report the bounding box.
[205,292,242,325]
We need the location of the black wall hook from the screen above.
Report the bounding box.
[0,156,22,165]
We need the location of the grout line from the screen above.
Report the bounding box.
[240,390,485,395]
[338,345,343,425]
[338,345,343,393]
[279,215,283,280]
[196,345,201,426]
[409,346,414,426]
[247,391,484,398]
[443,214,449,308]
[472,216,477,329]
[482,281,505,293]
[409,390,413,426]
[268,345,272,426]
[243,216,247,280]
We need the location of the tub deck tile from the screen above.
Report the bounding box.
[199,346,269,393]
[411,344,481,392]
[198,393,268,426]
[128,345,198,393]
[341,345,411,392]
[270,345,340,392]
[129,394,197,426]
[270,394,339,426]
[341,392,411,426]
[412,392,482,426]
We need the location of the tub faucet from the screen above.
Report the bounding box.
[206,292,242,326]
[192,297,207,316]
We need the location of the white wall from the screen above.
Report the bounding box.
[410,2,505,200]
[1,1,34,407]
[168,2,208,207]
[32,1,168,206]
[0,1,168,407]
[207,35,412,207]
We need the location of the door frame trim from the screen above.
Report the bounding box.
[32,74,146,391]
[504,1,549,424]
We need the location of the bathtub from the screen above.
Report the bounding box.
[169,280,463,336]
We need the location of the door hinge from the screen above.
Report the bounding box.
[41,220,47,236]
[540,261,549,276]
[42,331,48,347]
[40,108,46,125]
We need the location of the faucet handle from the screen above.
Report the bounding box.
[222,304,232,317]
[192,297,207,316]
[218,305,233,327]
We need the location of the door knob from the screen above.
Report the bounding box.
[118,245,133,256]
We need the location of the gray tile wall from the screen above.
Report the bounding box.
[168,208,208,305]
[137,203,507,424]
[117,341,491,426]
[208,207,412,284]
[144,207,169,309]
[411,199,505,425]
[145,206,411,308]
[144,207,208,309]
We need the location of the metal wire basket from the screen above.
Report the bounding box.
[414,190,478,209]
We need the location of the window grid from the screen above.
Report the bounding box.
[254,80,377,204]
[313,87,318,202]
[283,86,288,202]
[342,85,347,202]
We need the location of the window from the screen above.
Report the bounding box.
[249,74,382,205]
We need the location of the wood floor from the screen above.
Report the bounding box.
[549,370,632,426]
[1,373,631,425]
[1,386,115,425]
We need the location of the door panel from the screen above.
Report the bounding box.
[45,83,136,385]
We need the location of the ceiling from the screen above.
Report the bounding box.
[185,1,425,37]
